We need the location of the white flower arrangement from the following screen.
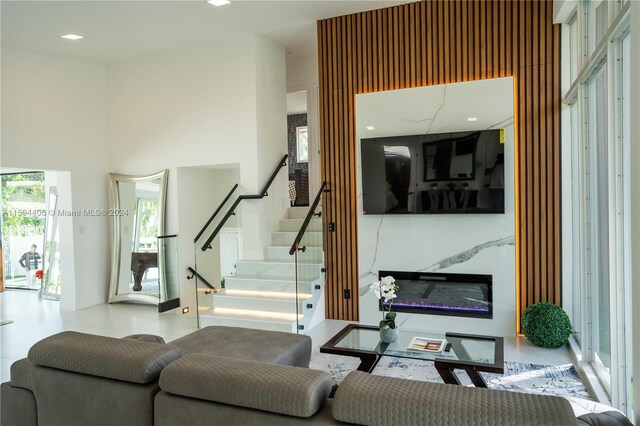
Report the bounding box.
[369,276,399,329]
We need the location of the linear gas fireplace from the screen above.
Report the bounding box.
[379,270,492,319]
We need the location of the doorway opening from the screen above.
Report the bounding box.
[1,171,62,299]
[286,90,309,207]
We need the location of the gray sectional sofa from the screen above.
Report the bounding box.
[1,326,632,426]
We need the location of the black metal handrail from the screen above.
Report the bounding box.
[201,154,288,251]
[193,184,239,243]
[186,267,217,292]
[289,182,328,255]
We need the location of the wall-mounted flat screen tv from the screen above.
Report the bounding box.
[361,129,504,215]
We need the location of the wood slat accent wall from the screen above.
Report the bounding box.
[317,0,561,331]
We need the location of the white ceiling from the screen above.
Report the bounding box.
[1,0,412,63]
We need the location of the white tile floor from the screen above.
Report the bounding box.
[0,289,573,384]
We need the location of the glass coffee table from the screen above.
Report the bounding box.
[320,324,504,387]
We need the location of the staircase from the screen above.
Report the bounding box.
[198,206,324,333]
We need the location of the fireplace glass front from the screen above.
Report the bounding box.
[379,270,492,319]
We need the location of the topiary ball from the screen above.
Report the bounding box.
[521,302,572,348]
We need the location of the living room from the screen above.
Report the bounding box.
[1,1,639,425]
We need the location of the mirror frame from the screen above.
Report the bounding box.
[107,170,168,304]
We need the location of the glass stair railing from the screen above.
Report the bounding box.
[191,155,318,332]
[289,182,328,333]
[193,175,324,333]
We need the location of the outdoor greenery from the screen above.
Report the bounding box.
[521,302,572,348]
[1,172,46,237]
[139,200,159,238]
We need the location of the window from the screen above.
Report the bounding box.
[296,126,308,163]
[570,101,582,346]
[587,0,608,56]
[586,66,611,387]
[569,14,579,82]
[561,0,632,414]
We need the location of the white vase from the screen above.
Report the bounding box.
[379,327,399,343]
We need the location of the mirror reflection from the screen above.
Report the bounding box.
[108,170,167,304]
[361,129,505,214]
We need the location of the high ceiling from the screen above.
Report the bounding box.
[1,0,411,63]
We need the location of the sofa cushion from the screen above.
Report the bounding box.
[27,331,181,384]
[333,371,578,426]
[159,354,332,418]
[168,326,311,367]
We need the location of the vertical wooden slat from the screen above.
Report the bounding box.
[317,0,562,327]
[419,2,424,85]
[553,18,562,305]
[443,0,450,82]
[486,0,493,77]
[506,0,512,74]
[498,0,505,75]
[545,0,554,305]
[399,6,406,87]
[409,3,416,86]
[531,1,542,303]
[461,1,468,81]
[480,0,486,78]
[437,1,444,83]
[474,1,481,78]
[453,1,461,82]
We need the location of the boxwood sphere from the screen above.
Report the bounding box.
[521,302,572,348]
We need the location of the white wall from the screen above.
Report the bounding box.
[1,48,109,310]
[107,35,288,313]
[356,78,516,337]
[106,36,259,232]
[177,166,239,311]
[253,37,289,259]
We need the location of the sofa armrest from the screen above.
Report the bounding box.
[577,412,634,426]
[28,331,181,383]
[159,354,332,418]
[333,371,578,426]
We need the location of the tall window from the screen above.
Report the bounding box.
[296,126,309,163]
[586,66,610,385]
[561,0,632,414]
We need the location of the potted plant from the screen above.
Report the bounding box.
[521,302,572,348]
[369,276,399,343]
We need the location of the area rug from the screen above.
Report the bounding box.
[309,351,592,400]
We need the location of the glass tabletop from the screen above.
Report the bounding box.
[330,326,498,366]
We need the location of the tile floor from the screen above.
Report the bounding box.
[0,289,573,384]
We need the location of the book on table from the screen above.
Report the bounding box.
[407,337,447,353]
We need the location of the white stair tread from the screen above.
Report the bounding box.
[226,274,320,283]
[210,308,302,322]
[217,289,313,301]
[238,259,322,265]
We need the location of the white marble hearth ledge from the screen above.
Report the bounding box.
[359,234,516,297]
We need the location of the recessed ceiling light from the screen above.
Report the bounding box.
[60,34,84,40]
[206,0,230,6]
[366,125,376,131]
[467,117,478,122]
